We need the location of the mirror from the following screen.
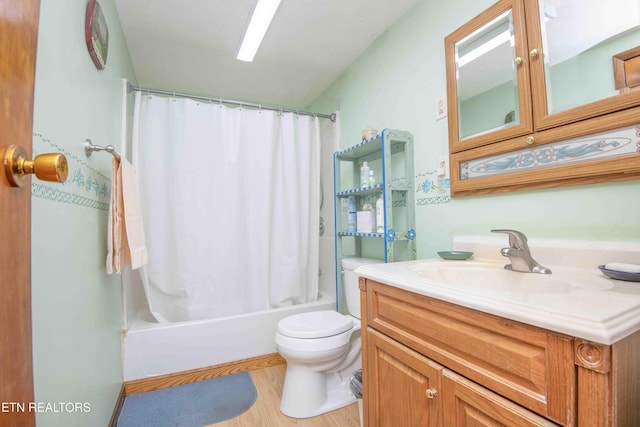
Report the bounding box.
[540,0,640,113]
[446,0,533,152]
[455,10,519,139]
[447,0,640,196]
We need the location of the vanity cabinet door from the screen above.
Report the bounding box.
[366,329,442,427]
[442,370,560,426]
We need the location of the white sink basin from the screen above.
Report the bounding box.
[355,238,640,344]
[410,261,613,293]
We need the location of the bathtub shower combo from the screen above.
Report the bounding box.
[121,84,340,381]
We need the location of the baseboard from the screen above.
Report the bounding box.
[123,352,285,395]
[108,384,126,427]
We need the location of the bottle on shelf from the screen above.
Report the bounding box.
[360,162,370,188]
[376,194,384,233]
[368,170,376,187]
[362,126,377,141]
[347,196,357,232]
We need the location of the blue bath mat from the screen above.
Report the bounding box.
[118,372,257,427]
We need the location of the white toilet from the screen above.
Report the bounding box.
[275,257,379,418]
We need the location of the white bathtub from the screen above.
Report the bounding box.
[123,291,336,381]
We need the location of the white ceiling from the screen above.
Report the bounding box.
[114,0,418,109]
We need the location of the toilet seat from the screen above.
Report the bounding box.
[277,310,353,339]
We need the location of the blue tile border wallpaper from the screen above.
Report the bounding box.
[32,132,111,211]
[33,131,453,211]
[416,170,451,206]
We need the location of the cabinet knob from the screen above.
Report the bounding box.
[529,48,540,58]
[513,57,523,66]
[526,136,535,145]
[425,388,438,399]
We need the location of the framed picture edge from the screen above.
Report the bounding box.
[85,0,109,70]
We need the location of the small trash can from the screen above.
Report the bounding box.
[350,369,363,427]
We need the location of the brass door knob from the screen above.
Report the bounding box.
[529,48,540,58]
[514,57,523,66]
[2,144,68,187]
[425,388,438,399]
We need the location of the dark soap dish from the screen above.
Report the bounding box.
[437,251,474,260]
[598,265,640,282]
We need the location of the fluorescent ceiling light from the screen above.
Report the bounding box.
[236,0,283,62]
[457,30,513,67]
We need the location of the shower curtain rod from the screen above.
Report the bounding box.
[127,82,336,122]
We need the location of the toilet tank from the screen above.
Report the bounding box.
[341,257,382,319]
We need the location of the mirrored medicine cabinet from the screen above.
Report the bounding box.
[445,0,640,196]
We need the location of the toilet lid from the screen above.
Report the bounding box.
[277,310,353,339]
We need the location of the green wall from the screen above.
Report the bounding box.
[308,0,640,258]
[31,0,136,426]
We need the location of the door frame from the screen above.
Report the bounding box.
[0,0,41,426]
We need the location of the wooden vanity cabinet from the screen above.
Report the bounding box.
[360,278,640,426]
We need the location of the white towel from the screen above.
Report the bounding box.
[107,157,148,274]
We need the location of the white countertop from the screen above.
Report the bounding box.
[355,237,640,345]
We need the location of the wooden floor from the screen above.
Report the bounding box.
[208,364,361,426]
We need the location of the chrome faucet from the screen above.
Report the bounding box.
[491,229,551,274]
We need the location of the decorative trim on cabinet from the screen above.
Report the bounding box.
[574,340,611,374]
[460,125,640,181]
[358,277,367,291]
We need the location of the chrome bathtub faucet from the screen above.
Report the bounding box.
[491,229,552,274]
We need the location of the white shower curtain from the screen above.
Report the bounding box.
[132,92,321,322]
